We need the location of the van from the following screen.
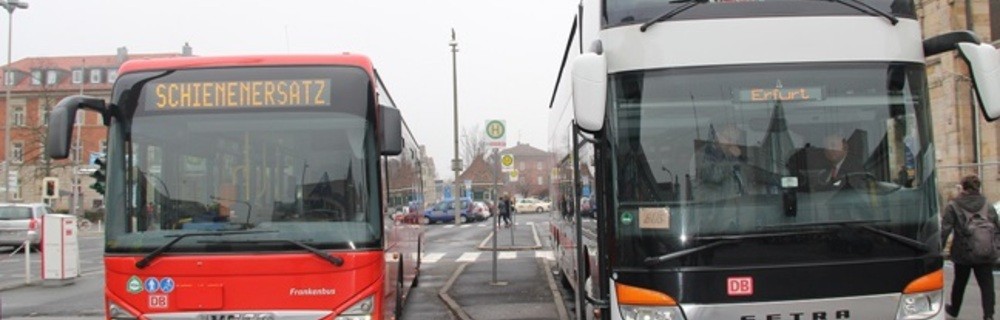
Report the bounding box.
[0,203,49,249]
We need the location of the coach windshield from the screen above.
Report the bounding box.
[610,62,939,269]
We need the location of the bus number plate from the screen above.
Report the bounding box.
[727,277,753,296]
[149,294,169,309]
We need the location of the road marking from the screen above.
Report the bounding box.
[460,225,471,228]
[477,224,486,227]
[444,225,456,229]
[456,252,480,262]
[535,251,554,260]
[422,253,445,264]
[498,252,517,259]
[526,222,534,225]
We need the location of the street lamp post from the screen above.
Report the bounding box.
[0,0,27,202]
[450,29,461,225]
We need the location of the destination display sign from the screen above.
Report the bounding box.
[146,79,332,111]
[735,87,823,102]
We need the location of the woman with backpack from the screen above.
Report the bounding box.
[942,175,999,320]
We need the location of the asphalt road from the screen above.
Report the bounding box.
[1,215,998,320]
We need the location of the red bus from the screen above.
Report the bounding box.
[45,55,424,319]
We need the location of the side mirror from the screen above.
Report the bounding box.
[957,42,1000,121]
[572,53,607,132]
[45,95,107,159]
[380,105,403,156]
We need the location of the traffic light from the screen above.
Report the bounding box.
[42,177,58,199]
[90,155,106,195]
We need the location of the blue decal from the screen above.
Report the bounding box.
[159,277,175,294]
[144,277,159,293]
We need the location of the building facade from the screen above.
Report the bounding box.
[0,46,187,212]
[919,0,1000,202]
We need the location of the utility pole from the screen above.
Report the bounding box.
[1,0,28,202]
[450,29,462,225]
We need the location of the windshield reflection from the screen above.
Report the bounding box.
[611,62,939,268]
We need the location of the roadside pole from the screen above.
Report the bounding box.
[23,238,29,284]
[485,119,506,286]
[491,150,499,284]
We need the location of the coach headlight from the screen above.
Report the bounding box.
[616,283,686,320]
[335,295,374,320]
[896,291,943,320]
[896,270,944,320]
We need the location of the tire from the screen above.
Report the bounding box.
[536,207,544,213]
[413,238,421,287]
[421,216,431,225]
[459,215,468,224]
[396,259,405,318]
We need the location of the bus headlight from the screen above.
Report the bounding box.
[620,305,685,320]
[108,302,139,320]
[895,290,942,320]
[335,295,374,320]
[615,282,686,320]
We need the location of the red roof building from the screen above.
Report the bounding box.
[0,45,190,210]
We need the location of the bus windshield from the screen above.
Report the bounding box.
[105,66,381,253]
[603,0,916,28]
[610,62,940,269]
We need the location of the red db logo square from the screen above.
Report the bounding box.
[727,277,753,296]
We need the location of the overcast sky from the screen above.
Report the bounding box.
[12,0,577,178]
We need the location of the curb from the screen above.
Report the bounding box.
[438,262,474,320]
[476,224,542,251]
[541,258,570,320]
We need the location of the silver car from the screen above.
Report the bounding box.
[0,203,48,249]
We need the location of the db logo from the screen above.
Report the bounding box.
[727,276,753,296]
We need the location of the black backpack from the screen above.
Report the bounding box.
[952,203,1000,263]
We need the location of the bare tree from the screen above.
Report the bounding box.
[14,65,76,194]
[461,124,486,168]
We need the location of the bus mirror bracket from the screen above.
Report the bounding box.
[45,95,107,159]
[380,105,403,156]
[957,42,1000,122]
[572,52,607,132]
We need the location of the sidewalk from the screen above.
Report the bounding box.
[440,220,568,320]
[477,221,542,251]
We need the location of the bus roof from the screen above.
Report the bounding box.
[118,54,374,75]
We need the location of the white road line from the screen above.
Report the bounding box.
[460,225,471,228]
[422,253,445,264]
[444,225,455,229]
[535,250,554,260]
[456,252,481,262]
[477,224,486,227]
[498,252,517,260]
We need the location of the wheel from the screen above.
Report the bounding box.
[413,238,421,287]
[395,260,405,318]
[536,207,544,213]
[459,215,468,224]
[421,216,431,225]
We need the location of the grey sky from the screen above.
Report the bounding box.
[12,0,576,178]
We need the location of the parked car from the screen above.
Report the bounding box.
[471,201,491,221]
[0,203,49,249]
[514,198,552,213]
[423,198,474,224]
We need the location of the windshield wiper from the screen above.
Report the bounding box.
[644,239,739,266]
[135,230,277,269]
[639,0,709,32]
[823,0,898,25]
[197,239,344,266]
[760,219,929,253]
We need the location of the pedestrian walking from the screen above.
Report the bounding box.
[499,193,513,228]
[942,174,999,320]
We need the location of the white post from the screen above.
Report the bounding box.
[23,238,29,284]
